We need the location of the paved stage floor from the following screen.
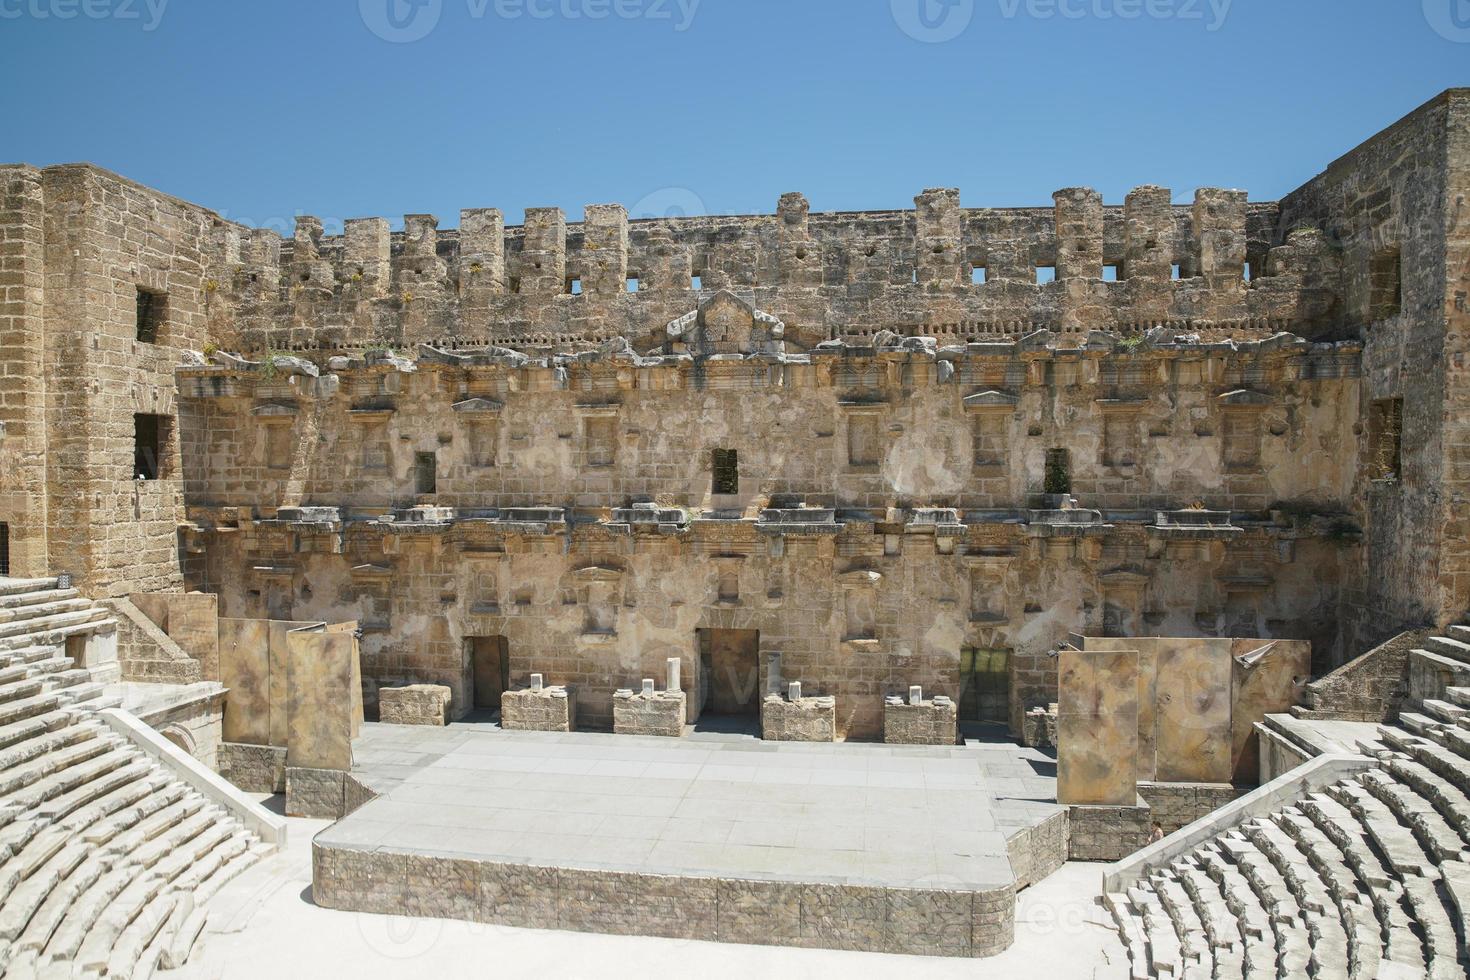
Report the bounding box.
[319,723,1062,892]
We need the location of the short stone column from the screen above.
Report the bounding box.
[500,683,577,732]
[613,687,686,737]
[883,693,958,745]
[761,690,836,742]
[378,684,452,726]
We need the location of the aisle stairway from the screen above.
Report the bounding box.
[0,577,272,978]
[1106,687,1470,979]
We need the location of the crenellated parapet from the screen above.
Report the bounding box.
[194,186,1346,357]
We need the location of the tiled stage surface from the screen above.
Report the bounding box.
[321,723,1061,891]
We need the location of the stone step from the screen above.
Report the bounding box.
[72,871,170,975]
[103,796,209,864]
[1149,873,1212,973]
[0,598,94,629]
[1103,892,1149,979]
[173,829,251,896]
[0,816,42,865]
[11,849,106,959]
[0,824,68,898]
[40,863,136,963]
[1443,861,1470,965]
[1176,861,1247,978]
[0,588,79,612]
[0,710,71,755]
[1359,769,1469,864]
[0,579,61,599]
[52,681,108,710]
[1423,698,1470,726]
[1383,757,1470,848]
[0,677,45,706]
[1276,810,1383,980]
[1427,634,1470,663]
[1220,835,1313,976]
[0,730,116,800]
[0,647,63,669]
[0,692,64,729]
[0,720,101,778]
[1198,847,1278,979]
[79,780,186,847]
[0,617,115,654]
[1299,791,1426,971]
[159,903,207,971]
[60,769,171,833]
[1410,650,1470,708]
[1127,885,1182,977]
[1328,781,1436,878]
[34,759,153,825]
[0,838,88,943]
[1400,874,1466,980]
[1444,686,1470,710]
[3,746,134,812]
[0,607,108,642]
[193,841,270,906]
[102,889,177,980]
[1400,711,1444,739]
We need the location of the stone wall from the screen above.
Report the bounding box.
[312,842,1017,958]
[1297,628,1426,722]
[1278,90,1470,643]
[1137,782,1244,837]
[1067,802,1152,863]
[178,336,1358,738]
[378,684,451,726]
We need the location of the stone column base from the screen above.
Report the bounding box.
[379,684,452,726]
[286,766,347,819]
[761,694,836,742]
[501,685,577,732]
[613,690,686,737]
[883,697,958,745]
[219,742,287,794]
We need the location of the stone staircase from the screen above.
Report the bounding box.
[1408,622,1470,721]
[1105,688,1470,979]
[0,577,272,978]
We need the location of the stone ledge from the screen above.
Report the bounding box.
[312,842,1017,958]
[883,696,958,745]
[501,685,576,732]
[612,689,685,737]
[761,694,836,742]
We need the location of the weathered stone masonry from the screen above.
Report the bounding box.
[3,89,1468,735]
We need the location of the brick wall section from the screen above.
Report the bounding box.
[1439,92,1470,624]
[1068,803,1151,862]
[1137,782,1244,837]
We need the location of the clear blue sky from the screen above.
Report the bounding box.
[2,0,1466,232]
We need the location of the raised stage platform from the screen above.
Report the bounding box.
[312,724,1066,958]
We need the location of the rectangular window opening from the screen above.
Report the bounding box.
[691,273,704,291]
[1171,263,1183,280]
[712,448,739,495]
[1369,247,1402,322]
[971,265,987,285]
[566,277,582,295]
[414,451,438,495]
[133,413,169,480]
[626,276,640,293]
[136,287,165,343]
[1102,265,1119,282]
[1243,261,1253,282]
[1369,397,1404,481]
[1036,265,1056,285]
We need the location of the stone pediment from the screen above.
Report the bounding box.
[665,290,785,355]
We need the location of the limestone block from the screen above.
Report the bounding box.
[217,741,286,794]
[501,685,576,732]
[285,766,346,818]
[612,689,685,737]
[1057,647,1139,806]
[378,684,452,727]
[883,696,958,745]
[761,694,836,742]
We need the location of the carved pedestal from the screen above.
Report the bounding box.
[883,696,958,745]
[501,685,577,732]
[761,694,836,742]
[613,689,686,737]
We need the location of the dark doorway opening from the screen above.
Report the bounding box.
[134,414,169,480]
[468,635,510,712]
[959,647,1010,726]
[0,522,9,576]
[415,451,437,495]
[698,628,760,715]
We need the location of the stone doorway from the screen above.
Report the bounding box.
[0,522,8,576]
[699,628,760,715]
[468,635,510,712]
[959,647,1010,726]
